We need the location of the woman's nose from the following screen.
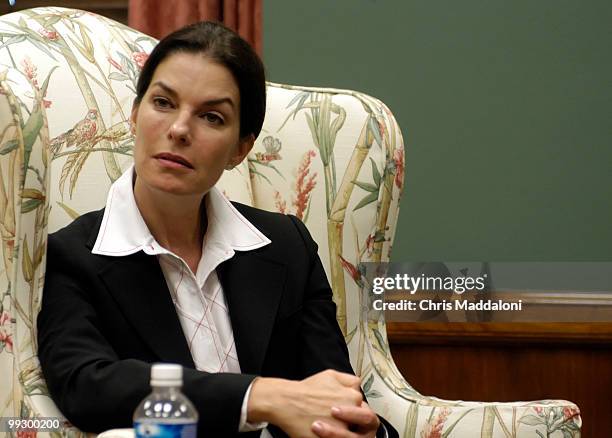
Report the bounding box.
[168,112,191,145]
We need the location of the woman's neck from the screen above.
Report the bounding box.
[133,177,207,272]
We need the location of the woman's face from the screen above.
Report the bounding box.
[130,52,253,199]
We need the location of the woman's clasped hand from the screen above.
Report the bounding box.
[248,370,379,438]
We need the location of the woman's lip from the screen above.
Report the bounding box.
[155,157,192,170]
[154,153,193,169]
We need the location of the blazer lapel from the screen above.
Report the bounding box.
[217,252,286,375]
[98,252,195,368]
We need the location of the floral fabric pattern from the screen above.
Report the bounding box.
[0,7,581,438]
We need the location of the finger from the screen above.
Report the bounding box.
[332,371,361,388]
[330,405,380,431]
[312,420,357,438]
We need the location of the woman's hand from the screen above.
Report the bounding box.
[248,370,364,438]
[311,401,380,438]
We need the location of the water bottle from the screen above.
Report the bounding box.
[134,364,198,438]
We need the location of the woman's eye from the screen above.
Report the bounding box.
[153,97,172,108]
[201,113,223,124]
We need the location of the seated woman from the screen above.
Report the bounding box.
[37,21,396,438]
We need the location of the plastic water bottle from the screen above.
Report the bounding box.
[134,364,198,438]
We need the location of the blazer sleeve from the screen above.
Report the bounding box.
[285,215,354,377]
[37,229,256,437]
[286,215,398,438]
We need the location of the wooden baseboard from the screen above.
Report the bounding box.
[388,321,612,437]
[387,321,612,345]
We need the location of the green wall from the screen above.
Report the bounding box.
[264,0,612,261]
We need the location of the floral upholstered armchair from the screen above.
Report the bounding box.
[0,7,581,438]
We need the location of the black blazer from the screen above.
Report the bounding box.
[37,203,396,437]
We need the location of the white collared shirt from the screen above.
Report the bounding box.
[92,166,271,434]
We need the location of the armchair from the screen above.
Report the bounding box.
[0,7,581,437]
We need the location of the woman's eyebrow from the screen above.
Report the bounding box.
[200,97,235,109]
[151,81,235,108]
[151,81,177,97]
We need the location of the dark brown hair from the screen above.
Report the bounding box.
[134,21,266,139]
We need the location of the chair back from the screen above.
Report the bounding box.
[0,6,405,434]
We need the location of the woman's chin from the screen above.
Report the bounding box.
[151,183,206,198]
[135,167,216,199]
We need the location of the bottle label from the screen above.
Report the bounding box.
[134,421,197,438]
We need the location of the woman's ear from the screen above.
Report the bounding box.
[228,134,255,169]
[130,104,139,134]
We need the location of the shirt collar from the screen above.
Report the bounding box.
[91,165,271,257]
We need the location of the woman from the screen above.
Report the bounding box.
[38,21,395,438]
